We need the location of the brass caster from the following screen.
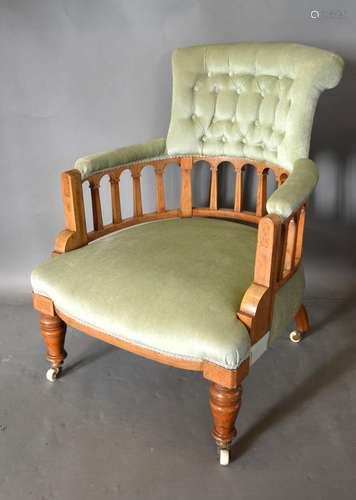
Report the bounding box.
[289,330,302,343]
[219,448,230,466]
[46,366,61,382]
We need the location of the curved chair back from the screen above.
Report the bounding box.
[166,43,343,171]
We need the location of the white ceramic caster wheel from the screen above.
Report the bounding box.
[219,448,230,466]
[46,367,60,382]
[289,330,302,343]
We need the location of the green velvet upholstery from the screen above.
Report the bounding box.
[267,158,319,219]
[31,218,303,369]
[75,138,167,179]
[32,43,343,371]
[166,43,343,170]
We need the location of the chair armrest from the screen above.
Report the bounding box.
[74,138,167,179]
[266,159,319,219]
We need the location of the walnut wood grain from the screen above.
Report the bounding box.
[109,174,122,224]
[53,170,88,254]
[40,313,67,369]
[209,161,218,210]
[180,157,193,217]
[295,304,309,334]
[238,214,282,344]
[283,217,297,276]
[89,178,104,231]
[294,205,306,266]
[234,165,244,212]
[209,383,242,449]
[131,168,143,217]
[32,293,55,316]
[256,166,268,217]
[54,157,289,250]
[154,165,165,213]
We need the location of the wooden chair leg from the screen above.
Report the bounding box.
[209,383,242,466]
[40,313,67,381]
[289,304,310,343]
[295,304,309,333]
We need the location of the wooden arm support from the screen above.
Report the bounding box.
[237,214,282,344]
[53,170,88,255]
[52,157,293,261]
[237,206,305,345]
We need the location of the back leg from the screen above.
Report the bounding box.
[289,304,309,343]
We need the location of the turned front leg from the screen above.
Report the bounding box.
[40,313,67,381]
[209,383,242,465]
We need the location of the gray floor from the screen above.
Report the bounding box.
[1,221,356,500]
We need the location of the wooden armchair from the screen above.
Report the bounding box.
[31,43,343,465]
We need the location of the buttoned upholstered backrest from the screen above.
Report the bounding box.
[166,43,343,172]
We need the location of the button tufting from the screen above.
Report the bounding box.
[242,137,247,144]
[221,136,227,143]
[201,134,208,142]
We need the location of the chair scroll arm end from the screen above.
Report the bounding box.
[237,284,273,345]
[53,229,85,255]
[53,169,88,255]
[237,214,283,344]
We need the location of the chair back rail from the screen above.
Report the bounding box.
[59,157,305,285]
[80,156,290,242]
[237,203,306,344]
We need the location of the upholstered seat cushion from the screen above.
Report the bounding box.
[31,218,303,369]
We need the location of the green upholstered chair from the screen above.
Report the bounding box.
[31,43,343,465]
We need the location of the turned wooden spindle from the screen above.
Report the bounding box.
[180,157,193,217]
[234,164,244,212]
[209,162,218,210]
[209,383,242,450]
[256,167,268,217]
[89,179,103,231]
[131,169,143,217]
[109,174,122,224]
[155,165,165,213]
[40,314,67,370]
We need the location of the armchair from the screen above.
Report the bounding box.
[31,43,343,465]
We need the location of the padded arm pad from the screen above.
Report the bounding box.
[74,138,167,179]
[266,159,319,219]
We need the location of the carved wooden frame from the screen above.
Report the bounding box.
[34,154,307,383]
[33,155,308,462]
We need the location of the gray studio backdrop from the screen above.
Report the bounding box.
[0,0,355,301]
